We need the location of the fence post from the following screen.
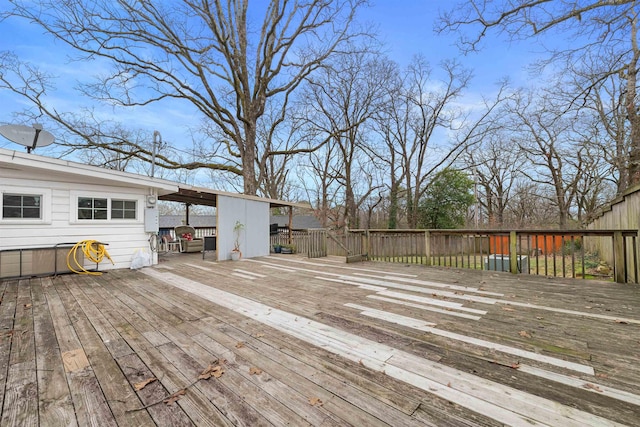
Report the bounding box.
[364,230,370,257]
[424,231,431,266]
[637,229,640,283]
[509,231,518,274]
[614,231,625,283]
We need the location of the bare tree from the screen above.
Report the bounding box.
[299,50,392,229]
[505,181,556,227]
[569,115,617,223]
[462,132,525,227]
[567,61,632,194]
[299,141,342,228]
[4,0,369,195]
[438,0,640,188]
[506,90,582,227]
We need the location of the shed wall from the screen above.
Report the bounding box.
[217,195,269,260]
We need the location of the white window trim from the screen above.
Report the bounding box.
[0,186,52,225]
[70,191,144,225]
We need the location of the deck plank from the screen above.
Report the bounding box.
[32,277,77,427]
[0,279,18,418]
[45,277,118,427]
[1,253,639,426]
[89,274,234,426]
[1,280,37,427]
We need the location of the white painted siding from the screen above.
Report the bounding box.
[217,195,269,260]
[1,168,157,270]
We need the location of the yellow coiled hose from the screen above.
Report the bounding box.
[67,240,114,275]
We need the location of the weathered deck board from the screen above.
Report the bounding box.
[91,276,235,426]
[43,277,118,427]
[0,280,17,418]
[32,277,77,427]
[2,280,37,427]
[1,253,639,426]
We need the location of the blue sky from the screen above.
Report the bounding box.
[0,1,548,154]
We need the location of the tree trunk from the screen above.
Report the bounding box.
[388,182,398,229]
[626,18,640,186]
[242,124,258,195]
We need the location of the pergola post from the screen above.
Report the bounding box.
[288,206,293,245]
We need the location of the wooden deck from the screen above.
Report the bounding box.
[1,253,639,426]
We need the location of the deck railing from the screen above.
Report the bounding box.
[291,228,637,284]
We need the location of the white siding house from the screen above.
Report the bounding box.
[1,148,305,276]
[0,148,178,273]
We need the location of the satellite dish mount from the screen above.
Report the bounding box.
[0,123,55,153]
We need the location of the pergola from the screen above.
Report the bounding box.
[159,185,308,249]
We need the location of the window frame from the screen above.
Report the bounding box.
[0,187,51,224]
[110,199,138,220]
[77,196,109,220]
[71,191,142,224]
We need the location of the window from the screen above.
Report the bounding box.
[2,193,41,219]
[72,193,141,222]
[78,197,108,220]
[111,199,137,219]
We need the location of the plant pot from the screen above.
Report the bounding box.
[274,245,282,253]
[280,247,293,254]
[230,251,241,261]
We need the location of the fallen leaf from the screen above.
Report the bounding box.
[309,397,323,406]
[596,373,608,379]
[519,331,532,339]
[502,307,515,312]
[23,303,32,309]
[614,320,629,324]
[254,333,265,338]
[249,367,262,375]
[134,377,157,391]
[447,382,452,387]
[488,360,521,370]
[583,383,603,392]
[235,342,245,348]
[536,316,544,320]
[358,359,364,366]
[585,306,592,309]
[199,365,224,380]
[164,389,186,405]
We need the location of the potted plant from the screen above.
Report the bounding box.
[231,220,244,260]
[273,243,282,253]
[280,244,295,254]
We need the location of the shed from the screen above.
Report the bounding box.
[158,187,307,260]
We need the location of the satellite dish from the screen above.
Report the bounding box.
[0,124,55,153]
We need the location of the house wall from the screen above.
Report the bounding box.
[217,195,269,260]
[0,168,158,271]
